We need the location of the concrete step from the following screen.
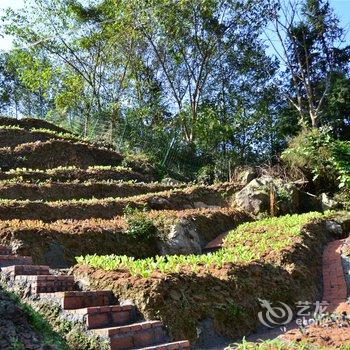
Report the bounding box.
[0,245,12,255]
[0,255,32,268]
[70,304,135,329]
[134,340,190,350]
[15,275,75,293]
[1,265,50,276]
[39,290,115,310]
[92,320,166,350]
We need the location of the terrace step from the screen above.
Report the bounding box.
[0,255,32,268]
[70,304,136,329]
[0,182,175,201]
[15,275,75,293]
[92,320,166,350]
[1,264,50,276]
[39,290,115,310]
[0,246,192,349]
[134,340,190,350]
[0,245,12,255]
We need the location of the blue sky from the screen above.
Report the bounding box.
[0,0,350,51]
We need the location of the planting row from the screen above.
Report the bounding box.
[0,165,153,183]
[74,212,349,345]
[0,186,231,221]
[0,138,157,178]
[76,212,328,276]
[0,125,83,148]
[0,140,123,171]
[0,180,180,201]
[0,208,249,266]
[0,116,72,135]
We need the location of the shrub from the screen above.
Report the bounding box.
[123,205,157,240]
[282,127,350,192]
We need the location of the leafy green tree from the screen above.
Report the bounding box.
[268,0,350,128]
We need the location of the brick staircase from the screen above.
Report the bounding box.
[0,245,190,350]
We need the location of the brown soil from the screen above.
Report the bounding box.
[0,128,57,148]
[0,186,231,221]
[281,320,350,348]
[0,217,157,267]
[0,181,178,201]
[0,140,124,170]
[0,208,248,266]
[0,166,153,183]
[73,219,337,345]
[0,116,72,134]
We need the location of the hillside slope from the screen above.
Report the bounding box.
[0,117,245,267]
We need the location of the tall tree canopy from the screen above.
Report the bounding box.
[0,0,349,180]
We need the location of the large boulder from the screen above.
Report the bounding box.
[157,219,202,255]
[234,175,299,215]
[236,169,257,186]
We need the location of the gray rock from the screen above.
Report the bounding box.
[196,318,231,349]
[161,177,182,186]
[237,169,256,186]
[148,196,172,210]
[193,201,221,209]
[321,193,340,211]
[158,219,202,255]
[325,220,343,236]
[234,175,299,215]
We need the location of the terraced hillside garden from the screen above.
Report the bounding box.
[0,1,350,349]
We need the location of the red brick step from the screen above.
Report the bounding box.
[15,275,75,293]
[92,320,165,350]
[0,255,32,268]
[2,265,50,276]
[0,244,191,349]
[39,290,115,310]
[70,304,135,329]
[134,340,190,350]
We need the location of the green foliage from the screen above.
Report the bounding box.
[9,337,25,350]
[4,289,67,349]
[76,212,326,277]
[0,0,349,181]
[231,338,331,349]
[224,212,325,254]
[123,205,157,240]
[282,128,350,191]
[334,188,350,210]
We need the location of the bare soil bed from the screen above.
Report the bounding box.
[0,217,158,267]
[281,320,350,348]
[0,208,249,267]
[0,181,178,201]
[0,140,124,170]
[0,128,62,148]
[0,166,153,183]
[0,116,72,134]
[0,186,232,221]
